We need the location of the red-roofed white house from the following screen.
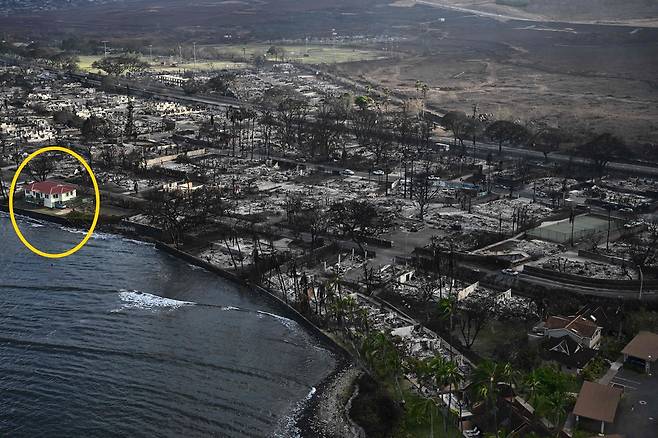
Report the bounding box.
[24,181,77,209]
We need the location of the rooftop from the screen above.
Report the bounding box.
[573,381,623,423]
[545,315,600,338]
[26,180,76,195]
[622,331,658,362]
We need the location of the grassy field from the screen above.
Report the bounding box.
[201,43,389,64]
[77,55,248,73]
[77,43,386,73]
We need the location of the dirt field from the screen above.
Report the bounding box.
[334,11,658,144]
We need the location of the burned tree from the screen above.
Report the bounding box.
[26,154,54,181]
[412,160,440,220]
[307,95,348,160]
[457,293,497,349]
[329,200,390,255]
[146,187,228,248]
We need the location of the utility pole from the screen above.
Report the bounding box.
[193,42,197,68]
[638,265,644,300]
[606,207,612,250]
[149,44,153,62]
[570,209,576,246]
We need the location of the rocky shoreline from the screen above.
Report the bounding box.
[297,359,365,438]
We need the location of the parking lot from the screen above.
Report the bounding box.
[607,368,658,437]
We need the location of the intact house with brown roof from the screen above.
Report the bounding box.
[532,314,603,349]
[573,381,623,435]
[622,331,658,375]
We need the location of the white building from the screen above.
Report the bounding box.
[533,314,602,349]
[24,181,77,208]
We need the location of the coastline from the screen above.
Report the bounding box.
[296,360,365,438]
[0,204,363,438]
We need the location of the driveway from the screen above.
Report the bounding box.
[606,367,658,438]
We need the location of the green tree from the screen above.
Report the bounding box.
[361,331,402,394]
[441,111,469,148]
[530,128,564,159]
[92,54,149,76]
[485,120,526,154]
[575,132,629,173]
[409,395,440,438]
[428,356,463,431]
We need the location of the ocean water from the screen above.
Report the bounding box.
[0,214,335,437]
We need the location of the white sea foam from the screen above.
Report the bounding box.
[60,227,116,240]
[306,387,317,399]
[118,289,195,311]
[270,386,317,438]
[257,310,298,330]
[58,226,152,246]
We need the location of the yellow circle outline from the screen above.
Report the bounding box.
[8,146,100,259]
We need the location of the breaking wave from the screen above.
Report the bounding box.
[257,310,298,330]
[117,289,196,311]
[271,386,317,438]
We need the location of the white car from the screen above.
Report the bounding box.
[341,169,355,176]
[502,268,519,276]
[372,169,384,176]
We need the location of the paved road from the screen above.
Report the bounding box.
[515,272,656,300]
[438,136,658,177]
[416,0,658,28]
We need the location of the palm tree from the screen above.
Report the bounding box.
[471,360,502,431]
[522,371,543,407]
[544,392,567,436]
[361,331,402,396]
[499,362,518,392]
[408,356,433,390]
[410,395,439,438]
[438,359,464,432]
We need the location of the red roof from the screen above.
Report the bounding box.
[26,181,77,195]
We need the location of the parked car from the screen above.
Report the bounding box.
[372,169,384,176]
[341,169,355,176]
[501,268,519,276]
